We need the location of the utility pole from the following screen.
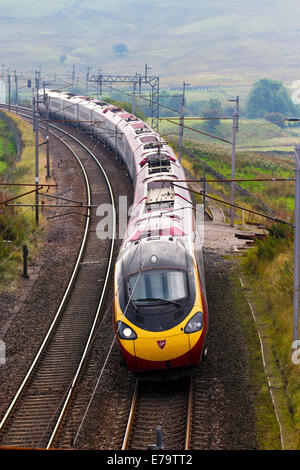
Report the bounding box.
[7,70,11,112]
[287,119,300,344]
[96,69,101,98]
[294,145,300,343]
[203,162,207,215]
[35,70,40,113]
[178,81,189,163]
[45,92,50,179]
[33,96,39,224]
[85,67,90,97]
[32,90,35,131]
[230,111,238,227]
[229,96,239,130]
[71,64,75,93]
[145,63,151,80]
[14,70,18,113]
[132,77,137,115]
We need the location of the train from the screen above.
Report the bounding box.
[38,89,208,380]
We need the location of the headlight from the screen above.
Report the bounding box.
[116,321,137,340]
[184,312,203,334]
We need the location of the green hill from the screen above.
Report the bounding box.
[2,0,300,89]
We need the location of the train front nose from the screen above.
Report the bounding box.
[134,332,192,371]
[116,310,205,372]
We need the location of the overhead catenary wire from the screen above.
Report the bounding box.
[72,178,175,446]
[71,215,156,447]
[158,177,295,183]
[171,182,293,227]
[164,118,232,145]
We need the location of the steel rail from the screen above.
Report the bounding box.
[122,377,192,450]
[121,381,139,450]
[0,107,116,449]
[45,123,116,449]
[184,376,193,450]
[0,123,91,438]
[28,110,117,448]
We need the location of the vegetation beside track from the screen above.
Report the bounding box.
[0,111,50,288]
[0,119,17,175]
[229,260,283,450]
[240,224,300,449]
[170,138,294,226]
[173,138,299,448]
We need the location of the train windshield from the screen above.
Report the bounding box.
[128,269,187,303]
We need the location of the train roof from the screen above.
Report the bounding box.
[121,237,189,275]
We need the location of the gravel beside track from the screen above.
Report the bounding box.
[190,250,257,450]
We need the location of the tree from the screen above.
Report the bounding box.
[59,54,67,64]
[202,98,223,132]
[113,43,129,58]
[246,78,297,118]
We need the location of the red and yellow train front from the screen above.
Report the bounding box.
[114,249,208,374]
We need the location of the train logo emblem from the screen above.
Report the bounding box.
[157,340,166,349]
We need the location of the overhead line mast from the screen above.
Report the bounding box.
[89,65,160,131]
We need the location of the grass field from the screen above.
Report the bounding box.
[171,136,299,447]
[173,131,300,448]
[159,116,300,152]
[172,134,300,448]
[241,224,300,449]
[170,136,295,223]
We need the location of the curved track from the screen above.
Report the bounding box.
[0,108,116,448]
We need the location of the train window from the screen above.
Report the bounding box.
[92,100,107,106]
[145,200,174,211]
[135,128,151,135]
[147,181,174,204]
[139,136,158,144]
[111,107,122,113]
[120,113,138,122]
[128,269,187,302]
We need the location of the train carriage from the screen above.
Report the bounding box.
[38,88,208,380]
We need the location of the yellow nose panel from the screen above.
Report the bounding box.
[134,332,190,361]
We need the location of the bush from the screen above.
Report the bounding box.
[242,222,290,274]
[264,112,286,128]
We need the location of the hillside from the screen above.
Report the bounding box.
[1,0,300,88]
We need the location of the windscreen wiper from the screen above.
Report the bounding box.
[133,297,181,308]
[129,298,139,311]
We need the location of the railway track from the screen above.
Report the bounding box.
[0,108,116,448]
[0,106,260,451]
[121,370,217,451]
[122,377,192,450]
